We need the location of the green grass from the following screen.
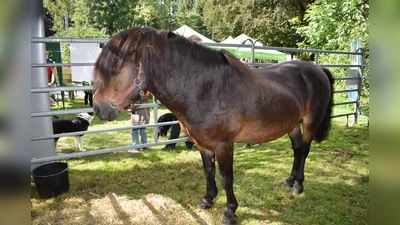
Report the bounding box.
[32,96,369,224]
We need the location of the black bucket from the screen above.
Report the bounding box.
[32,162,69,199]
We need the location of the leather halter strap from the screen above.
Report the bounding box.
[95,63,143,113]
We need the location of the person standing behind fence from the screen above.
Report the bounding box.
[83,81,94,107]
[128,91,150,153]
[46,51,57,103]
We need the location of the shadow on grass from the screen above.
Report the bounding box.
[31,159,368,224]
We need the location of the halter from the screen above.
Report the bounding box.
[95,62,143,113]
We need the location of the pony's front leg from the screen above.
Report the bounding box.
[197,150,218,209]
[215,143,238,225]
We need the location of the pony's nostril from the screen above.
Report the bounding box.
[93,106,100,115]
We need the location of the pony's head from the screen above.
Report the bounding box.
[92,27,167,121]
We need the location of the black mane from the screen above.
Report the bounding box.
[94,27,253,92]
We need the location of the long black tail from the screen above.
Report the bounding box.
[314,67,334,143]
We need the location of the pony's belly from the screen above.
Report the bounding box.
[235,134,282,145]
[234,125,292,144]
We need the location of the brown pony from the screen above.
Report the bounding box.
[93,27,334,225]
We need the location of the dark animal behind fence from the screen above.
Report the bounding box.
[157,113,177,137]
[92,27,334,225]
[52,113,94,151]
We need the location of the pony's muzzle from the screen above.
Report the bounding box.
[93,102,118,121]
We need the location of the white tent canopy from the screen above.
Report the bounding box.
[222,36,234,43]
[174,25,216,43]
[173,27,286,61]
[219,34,286,61]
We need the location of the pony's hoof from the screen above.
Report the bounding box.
[222,211,237,225]
[281,181,293,188]
[197,199,213,209]
[291,183,303,195]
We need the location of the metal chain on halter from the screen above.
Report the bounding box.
[135,62,144,95]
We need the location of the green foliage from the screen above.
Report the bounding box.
[44,0,75,32]
[53,26,109,63]
[296,0,369,51]
[71,0,177,36]
[133,0,178,31]
[295,0,369,113]
[200,0,313,45]
[44,0,369,54]
[175,0,209,35]
[72,0,140,36]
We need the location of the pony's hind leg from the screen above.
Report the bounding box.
[215,142,238,225]
[284,125,311,195]
[198,150,218,209]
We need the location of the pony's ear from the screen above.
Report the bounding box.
[157,30,175,40]
[167,31,176,39]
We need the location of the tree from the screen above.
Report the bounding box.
[53,26,109,63]
[43,0,75,32]
[71,0,177,36]
[43,7,56,37]
[175,0,209,36]
[72,0,140,36]
[296,0,369,51]
[200,0,314,46]
[133,0,177,30]
[295,0,369,112]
